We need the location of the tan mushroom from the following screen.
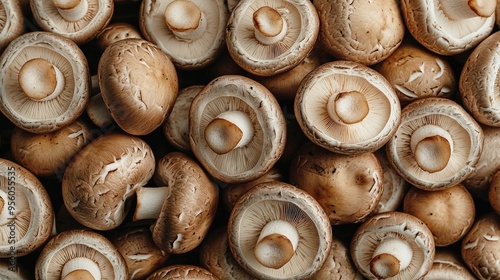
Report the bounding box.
[85,92,115,129]
[423,249,476,280]
[312,236,364,280]
[96,22,143,51]
[0,0,25,53]
[0,260,31,280]
[147,264,219,280]
[489,170,500,216]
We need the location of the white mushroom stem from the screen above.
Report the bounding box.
[410,124,453,173]
[52,0,89,22]
[439,0,496,20]
[18,58,65,101]
[133,186,170,221]
[327,91,369,125]
[370,238,413,278]
[164,0,207,41]
[61,257,102,280]
[253,6,288,45]
[86,93,114,128]
[254,220,299,269]
[204,111,254,154]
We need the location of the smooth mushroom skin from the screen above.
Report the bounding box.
[294,60,401,155]
[401,0,495,56]
[423,249,476,280]
[98,38,179,136]
[35,229,128,280]
[146,264,219,280]
[386,97,484,191]
[226,0,320,76]
[351,211,436,280]
[96,22,143,51]
[0,0,25,53]
[0,158,54,257]
[0,31,90,134]
[62,133,155,231]
[313,0,405,65]
[461,212,500,279]
[489,170,500,216]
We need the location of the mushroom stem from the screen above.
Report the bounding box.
[327,91,370,125]
[204,111,255,154]
[164,0,207,41]
[439,0,496,20]
[253,6,288,45]
[370,238,413,278]
[52,0,89,22]
[254,219,299,269]
[410,124,453,173]
[61,257,102,280]
[133,186,170,221]
[18,58,65,101]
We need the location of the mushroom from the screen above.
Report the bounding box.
[351,211,436,279]
[0,0,25,53]
[403,184,476,247]
[289,141,384,225]
[489,170,500,216]
[96,22,143,51]
[386,97,484,191]
[35,229,128,279]
[0,260,32,280]
[0,31,90,134]
[313,0,405,65]
[189,75,286,183]
[401,0,495,56]
[423,249,476,280]
[146,264,219,280]
[85,92,115,129]
[226,0,320,76]
[98,38,179,136]
[62,133,156,231]
[30,0,114,45]
[228,181,332,279]
[294,60,401,154]
[139,0,229,70]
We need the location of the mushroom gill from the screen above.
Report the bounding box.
[0,183,30,246]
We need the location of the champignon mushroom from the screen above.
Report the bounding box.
[294,60,401,154]
[30,0,114,45]
[0,31,90,134]
[401,0,495,55]
[386,97,484,191]
[423,249,476,280]
[98,38,179,136]
[228,181,332,279]
[226,0,320,76]
[0,0,25,53]
[0,260,32,280]
[313,0,405,65]
[96,22,143,51]
[147,264,219,280]
[490,169,500,214]
[35,229,128,279]
[189,75,286,183]
[85,92,115,129]
[139,0,229,70]
[351,211,436,279]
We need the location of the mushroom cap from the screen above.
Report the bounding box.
[490,170,500,216]
[30,0,114,45]
[228,181,332,279]
[312,236,364,279]
[35,229,128,279]
[96,22,143,51]
[62,133,155,231]
[139,0,229,70]
[189,75,286,183]
[386,97,484,190]
[226,0,320,76]
[0,0,25,53]
[401,0,495,55]
[98,38,179,136]
[351,211,436,280]
[294,60,401,154]
[313,0,405,65]
[0,31,90,134]
[423,249,476,280]
[0,158,54,257]
[147,264,219,280]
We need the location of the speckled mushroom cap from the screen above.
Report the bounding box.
[139,0,229,70]
[294,60,401,154]
[386,97,484,191]
[424,249,476,280]
[189,75,286,184]
[401,0,495,55]
[0,0,25,53]
[30,0,114,45]
[0,158,54,257]
[313,0,405,65]
[62,133,155,231]
[35,229,128,279]
[461,212,500,279]
[226,0,319,76]
[98,38,178,136]
[0,31,90,134]
[147,264,219,280]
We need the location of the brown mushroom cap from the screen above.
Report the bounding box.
[96,22,143,51]
[490,171,500,216]
[147,264,219,280]
[423,249,476,280]
[0,0,25,53]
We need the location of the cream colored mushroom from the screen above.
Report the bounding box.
[0,0,25,53]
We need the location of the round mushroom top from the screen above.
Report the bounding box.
[189,75,286,184]
[147,264,219,280]
[226,0,319,76]
[98,38,178,136]
[30,0,114,45]
[401,0,495,55]
[386,97,484,191]
[0,31,90,134]
[96,22,143,51]
[294,60,401,154]
[0,0,25,53]
[423,249,476,280]
[139,0,229,70]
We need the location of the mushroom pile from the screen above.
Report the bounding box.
[3,0,500,279]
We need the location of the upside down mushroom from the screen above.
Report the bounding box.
[0,0,25,53]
